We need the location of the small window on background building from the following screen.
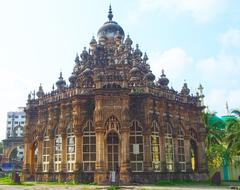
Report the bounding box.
[8,115,12,118]
[8,121,11,124]
[15,121,18,124]
[21,116,25,118]
[21,121,24,124]
[15,116,18,118]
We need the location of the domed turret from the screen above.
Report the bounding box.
[36,83,44,98]
[56,72,66,90]
[97,5,125,43]
[157,70,169,87]
[181,81,190,95]
[144,71,155,81]
[125,35,133,47]
[90,36,97,49]
[134,44,143,58]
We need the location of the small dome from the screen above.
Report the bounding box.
[144,72,155,81]
[82,68,93,76]
[97,6,125,42]
[129,66,140,74]
[56,72,66,90]
[90,36,97,48]
[158,70,169,86]
[134,44,142,58]
[181,82,190,95]
[69,72,77,86]
[125,35,133,46]
[36,84,44,98]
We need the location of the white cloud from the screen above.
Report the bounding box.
[206,89,240,115]
[149,48,240,115]
[220,29,240,46]
[197,53,240,86]
[137,0,227,22]
[150,47,193,88]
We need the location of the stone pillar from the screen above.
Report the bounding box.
[197,138,208,174]
[48,133,55,174]
[159,131,166,172]
[184,136,192,172]
[173,133,179,172]
[94,127,106,184]
[74,129,82,171]
[36,136,43,172]
[23,137,31,180]
[119,127,130,184]
[143,129,152,172]
[61,133,67,173]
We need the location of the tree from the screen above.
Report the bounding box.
[203,112,225,169]
[225,109,240,158]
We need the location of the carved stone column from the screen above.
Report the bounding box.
[48,132,55,174]
[197,128,208,175]
[94,127,106,184]
[143,129,152,172]
[61,132,67,173]
[159,131,167,172]
[72,98,82,172]
[47,106,54,175]
[36,135,43,172]
[74,129,82,171]
[119,127,130,184]
[173,132,179,172]
[23,136,31,180]
[184,135,192,172]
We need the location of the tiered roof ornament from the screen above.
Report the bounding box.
[27,5,201,106]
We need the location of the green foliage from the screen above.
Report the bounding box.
[204,109,240,170]
[107,185,120,190]
[154,179,210,186]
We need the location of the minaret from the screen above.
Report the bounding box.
[226,101,230,115]
[198,84,205,111]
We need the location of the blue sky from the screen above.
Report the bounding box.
[0,0,240,140]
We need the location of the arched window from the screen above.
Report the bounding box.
[151,120,160,171]
[178,127,186,172]
[130,120,144,172]
[67,125,75,172]
[83,120,96,172]
[105,115,121,131]
[54,127,62,172]
[165,123,174,172]
[42,128,49,172]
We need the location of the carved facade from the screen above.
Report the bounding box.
[23,6,208,184]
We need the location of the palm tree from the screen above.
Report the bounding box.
[203,112,225,169]
[225,109,240,157]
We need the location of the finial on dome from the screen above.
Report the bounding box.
[108,5,113,21]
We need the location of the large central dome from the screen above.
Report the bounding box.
[97,6,125,41]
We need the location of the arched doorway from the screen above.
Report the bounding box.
[107,131,119,183]
[107,131,119,172]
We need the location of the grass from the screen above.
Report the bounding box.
[107,185,120,190]
[154,179,211,186]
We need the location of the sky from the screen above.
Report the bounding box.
[0,0,240,140]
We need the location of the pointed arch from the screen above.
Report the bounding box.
[82,120,96,172]
[129,120,144,172]
[105,115,121,132]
